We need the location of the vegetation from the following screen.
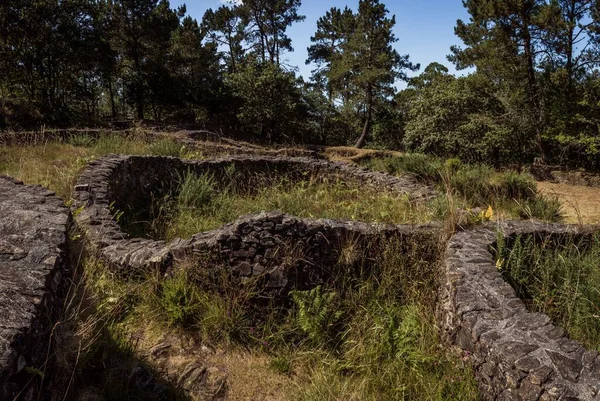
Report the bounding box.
[145,170,433,240]
[496,234,600,351]
[362,154,563,222]
[3,0,600,398]
[0,133,188,200]
[3,133,566,399]
[65,236,478,400]
[3,0,600,169]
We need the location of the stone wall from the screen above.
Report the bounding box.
[0,176,71,400]
[72,153,600,399]
[441,221,600,400]
[73,154,438,294]
[530,166,600,188]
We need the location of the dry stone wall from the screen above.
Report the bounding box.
[0,176,71,400]
[73,154,438,295]
[5,128,600,401]
[442,221,600,400]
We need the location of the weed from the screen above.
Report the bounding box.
[144,172,433,241]
[496,233,600,350]
[364,154,563,222]
[148,138,184,157]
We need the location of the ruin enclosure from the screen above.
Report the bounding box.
[2,151,600,400]
[442,222,600,400]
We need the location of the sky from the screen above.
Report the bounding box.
[170,0,472,83]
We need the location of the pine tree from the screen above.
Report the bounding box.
[347,0,418,148]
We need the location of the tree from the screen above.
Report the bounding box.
[538,0,600,93]
[306,7,355,101]
[168,16,223,123]
[203,5,249,73]
[0,0,108,124]
[450,0,548,157]
[306,1,417,148]
[227,61,309,142]
[108,0,181,120]
[346,0,418,148]
[243,0,305,65]
[403,66,518,164]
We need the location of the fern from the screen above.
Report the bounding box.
[383,306,432,368]
[290,286,344,345]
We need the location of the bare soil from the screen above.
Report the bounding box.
[537,181,600,224]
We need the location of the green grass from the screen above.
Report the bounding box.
[0,133,191,201]
[143,171,436,241]
[363,154,563,222]
[86,235,478,401]
[1,134,574,400]
[496,233,600,351]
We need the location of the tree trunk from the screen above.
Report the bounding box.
[108,79,117,119]
[521,6,545,159]
[136,92,144,121]
[354,98,372,148]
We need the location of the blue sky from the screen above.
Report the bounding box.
[171,0,471,82]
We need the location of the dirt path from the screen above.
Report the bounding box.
[537,181,600,224]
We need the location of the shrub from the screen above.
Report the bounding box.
[494,171,536,201]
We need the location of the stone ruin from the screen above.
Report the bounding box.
[442,222,600,400]
[0,176,70,400]
[1,152,599,400]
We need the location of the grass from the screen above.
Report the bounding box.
[496,233,600,351]
[72,235,478,401]
[0,133,191,201]
[143,171,436,241]
[1,132,576,400]
[363,154,563,222]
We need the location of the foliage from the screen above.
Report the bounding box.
[306,0,418,147]
[159,269,203,326]
[145,170,434,241]
[227,61,310,143]
[363,154,563,222]
[496,233,600,350]
[290,286,344,346]
[402,68,521,164]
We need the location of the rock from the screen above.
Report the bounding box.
[0,176,70,400]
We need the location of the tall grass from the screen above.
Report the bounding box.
[145,171,435,241]
[0,135,187,201]
[496,234,600,351]
[364,154,563,222]
[93,235,478,400]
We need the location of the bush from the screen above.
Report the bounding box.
[365,154,443,182]
[493,171,536,201]
[363,154,562,222]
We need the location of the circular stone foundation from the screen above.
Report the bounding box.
[73,155,438,279]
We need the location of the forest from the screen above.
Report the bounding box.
[2,0,600,169]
